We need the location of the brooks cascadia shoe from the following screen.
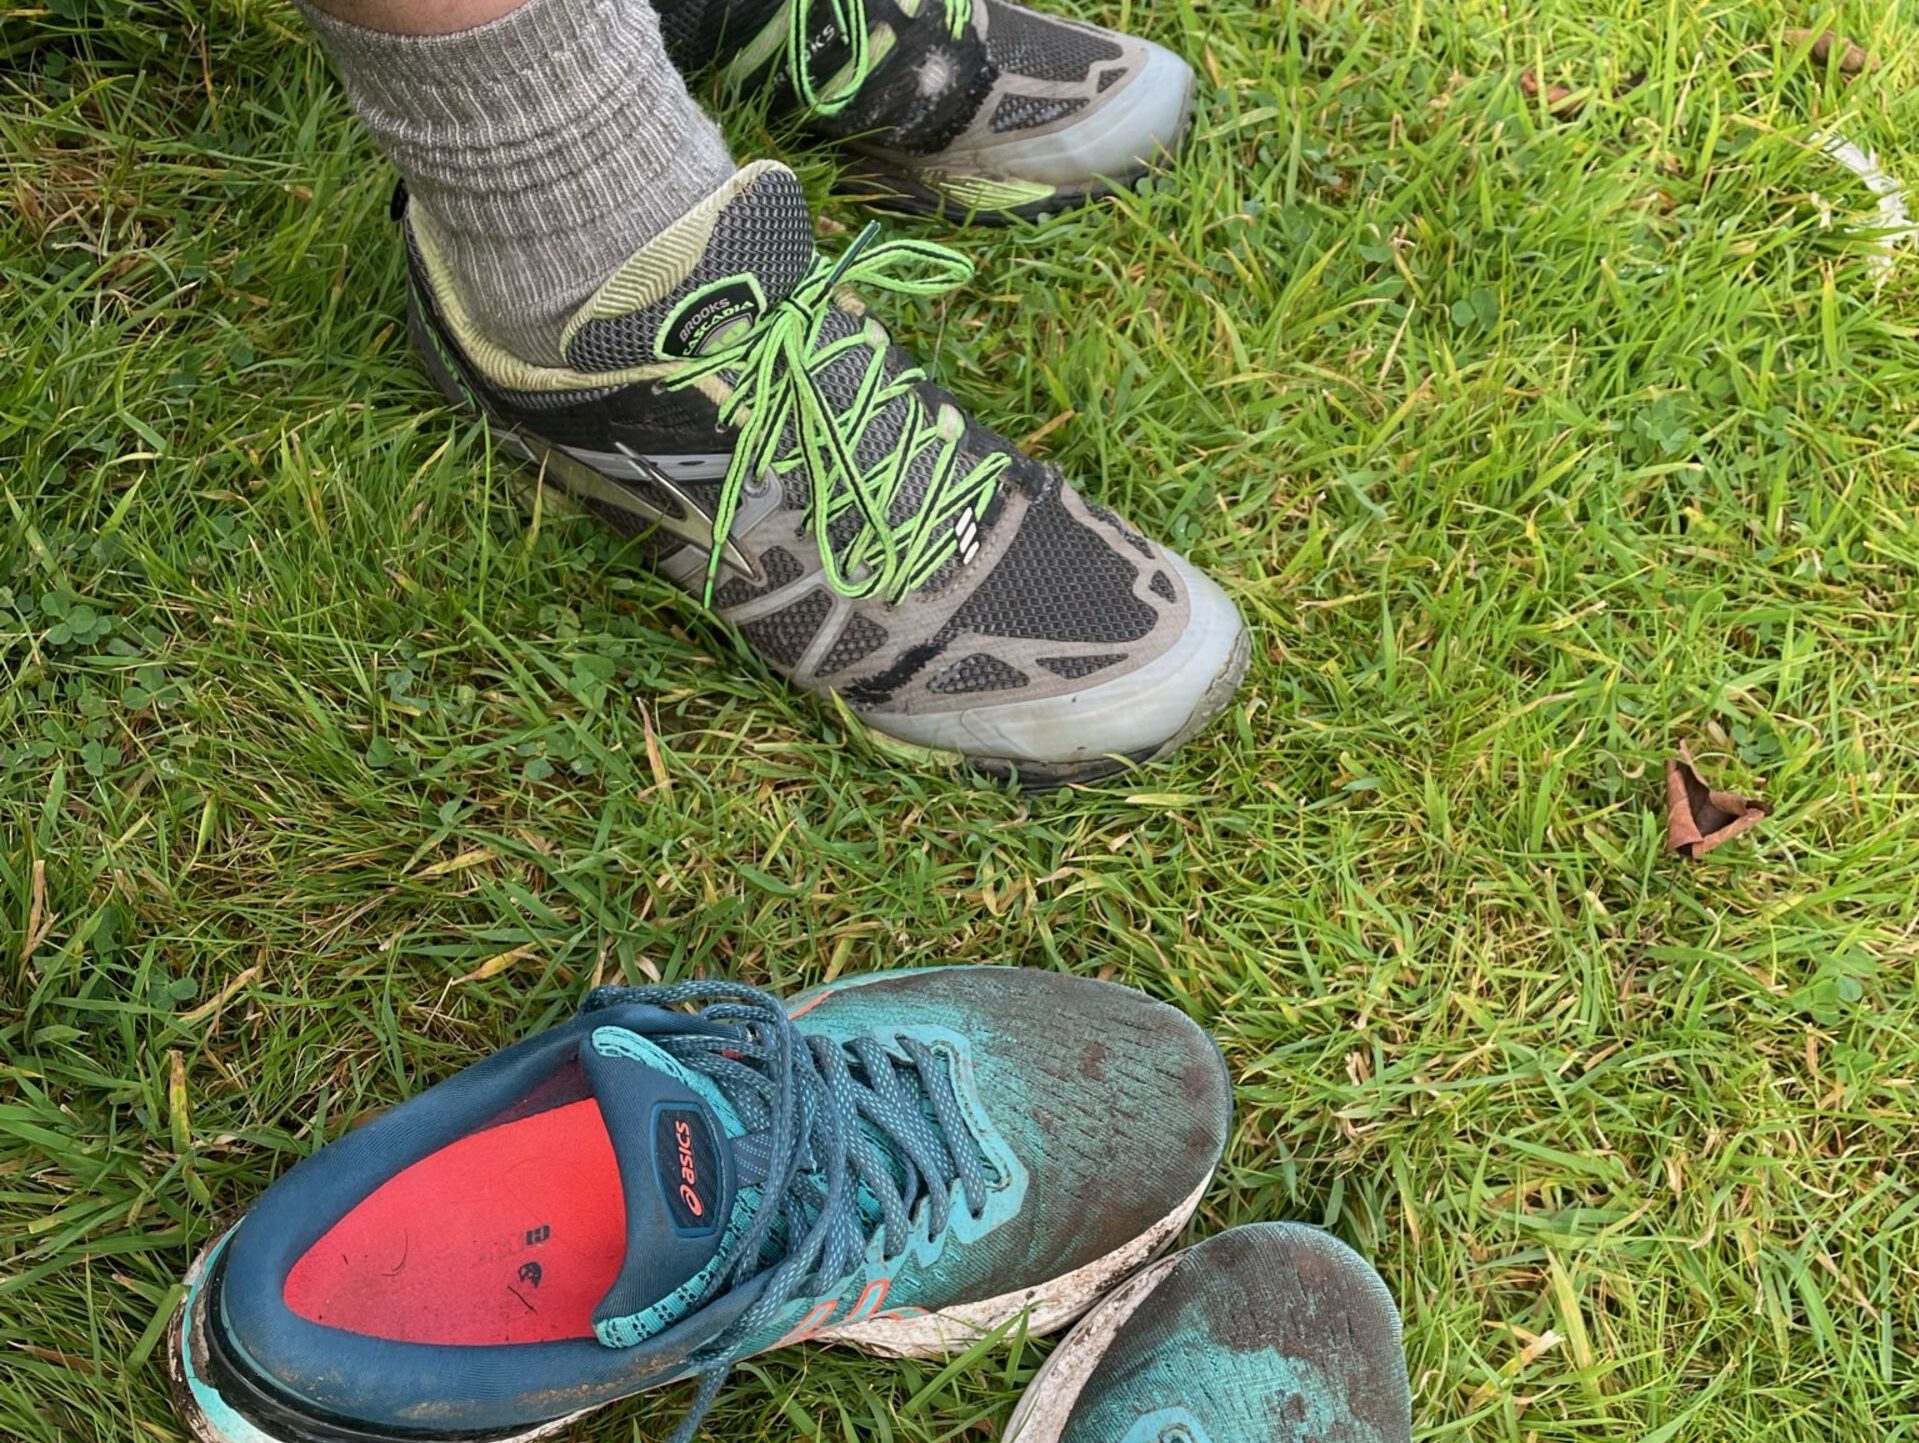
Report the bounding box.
[652,0,1196,220]
[404,162,1247,786]
[1007,1224,1413,1443]
[169,969,1233,1443]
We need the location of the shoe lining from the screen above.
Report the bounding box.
[282,1098,625,1346]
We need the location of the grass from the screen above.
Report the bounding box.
[4,0,1919,1438]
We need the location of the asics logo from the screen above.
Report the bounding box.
[656,1106,719,1235]
[674,1119,704,1218]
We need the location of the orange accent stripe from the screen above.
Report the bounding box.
[849,1278,889,1322]
[775,1299,838,1347]
[785,991,832,1021]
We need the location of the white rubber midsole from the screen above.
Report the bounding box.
[939,40,1195,186]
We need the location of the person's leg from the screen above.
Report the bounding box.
[297,0,734,364]
[300,0,525,33]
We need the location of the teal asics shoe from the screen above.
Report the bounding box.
[169,970,1232,1443]
[1007,1224,1412,1443]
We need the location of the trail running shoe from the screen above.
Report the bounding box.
[1006,1224,1413,1443]
[652,0,1196,220]
[403,161,1247,786]
[169,969,1233,1443]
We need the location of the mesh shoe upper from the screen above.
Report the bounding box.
[405,161,1243,768]
[782,968,1233,1304]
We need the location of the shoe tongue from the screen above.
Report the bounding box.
[580,1023,748,1348]
[561,161,818,371]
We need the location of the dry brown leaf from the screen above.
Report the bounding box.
[180,965,263,1023]
[14,1343,98,1373]
[1666,743,1766,859]
[1520,69,1577,111]
[640,702,672,797]
[18,858,56,967]
[416,847,494,879]
[168,1050,190,1154]
[1783,27,1870,74]
[1467,1326,1563,1406]
[1019,409,1077,451]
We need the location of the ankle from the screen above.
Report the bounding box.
[301,0,735,364]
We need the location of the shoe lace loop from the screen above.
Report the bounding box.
[667,222,1009,607]
[581,980,992,1443]
[787,0,973,115]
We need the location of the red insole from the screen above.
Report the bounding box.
[283,1098,626,1345]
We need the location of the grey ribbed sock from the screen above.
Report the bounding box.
[299,0,736,365]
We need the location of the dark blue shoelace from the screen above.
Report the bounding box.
[581,980,992,1442]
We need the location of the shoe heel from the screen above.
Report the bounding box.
[405,281,480,414]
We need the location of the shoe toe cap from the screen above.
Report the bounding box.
[801,966,1233,1264]
[948,39,1196,189]
[867,548,1248,771]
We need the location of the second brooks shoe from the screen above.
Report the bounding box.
[170,968,1233,1442]
[406,162,1247,786]
[652,0,1198,220]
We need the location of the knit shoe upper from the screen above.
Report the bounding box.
[652,0,1196,216]
[406,161,1246,780]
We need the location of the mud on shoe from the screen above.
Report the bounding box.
[653,0,1197,221]
[404,161,1248,786]
[169,969,1233,1443]
[1007,1223,1414,1443]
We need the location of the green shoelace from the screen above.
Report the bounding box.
[785,0,973,115]
[668,223,1009,607]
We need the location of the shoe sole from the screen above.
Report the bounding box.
[835,161,1149,227]
[812,1168,1210,1355]
[168,1171,1213,1443]
[1001,1249,1185,1443]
